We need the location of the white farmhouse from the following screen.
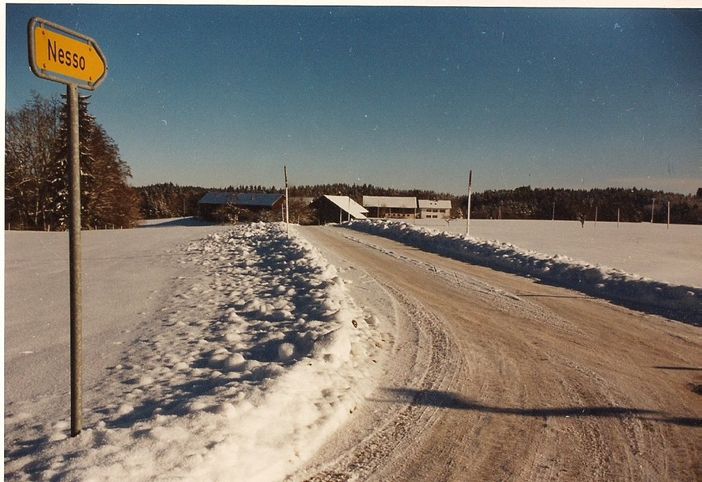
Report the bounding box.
[418,199,452,219]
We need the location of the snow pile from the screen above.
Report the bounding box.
[346,219,701,325]
[6,223,381,481]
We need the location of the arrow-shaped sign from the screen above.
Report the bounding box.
[28,17,107,90]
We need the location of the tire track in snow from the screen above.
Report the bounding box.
[341,232,582,336]
[296,280,463,481]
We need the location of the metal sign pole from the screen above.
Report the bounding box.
[28,16,108,440]
[67,84,83,437]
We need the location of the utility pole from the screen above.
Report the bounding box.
[465,169,473,236]
[284,165,289,234]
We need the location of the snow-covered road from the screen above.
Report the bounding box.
[295,225,702,481]
[346,219,701,325]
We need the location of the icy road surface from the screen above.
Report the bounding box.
[293,225,701,482]
[346,219,701,325]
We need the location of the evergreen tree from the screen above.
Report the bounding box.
[6,93,140,230]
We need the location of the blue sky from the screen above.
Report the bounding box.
[5,5,701,194]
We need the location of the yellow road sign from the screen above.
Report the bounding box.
[28,17,107,90]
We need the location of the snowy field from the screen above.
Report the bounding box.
[5,221,385,480]
[413,218,702,288]
[347,219,701,325]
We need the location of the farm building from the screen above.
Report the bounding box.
[312,195,368,224]
[418,199,452,219]
[197,192,284,221]
[363,196,417,219]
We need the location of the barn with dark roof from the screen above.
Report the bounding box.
[197,192,284,220]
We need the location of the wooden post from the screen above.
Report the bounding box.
[284,165,289,233]
[465,170,472,236]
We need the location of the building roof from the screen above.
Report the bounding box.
[363,196,417,209]
[198,192,283,208]
[418,199,452,209]
[324,195,368,219]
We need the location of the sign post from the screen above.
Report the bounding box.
[284,165,289,233]
[67,83,82,437]
[465,170,473,236]
[28,17,107,437]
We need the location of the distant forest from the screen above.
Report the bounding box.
[137,183,702,225]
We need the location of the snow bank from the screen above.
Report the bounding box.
[346,219,701,326]
[6,223,380,481]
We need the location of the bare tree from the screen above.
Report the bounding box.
[5,93,62,230]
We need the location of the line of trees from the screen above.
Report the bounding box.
[5,93,140,231]
[463,186,701,224]
[136,182,701,225]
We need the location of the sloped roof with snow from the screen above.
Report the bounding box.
[362,196,417,209]
[198,192,283,208]
[324,195,368,219]
[418,199,452,209]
